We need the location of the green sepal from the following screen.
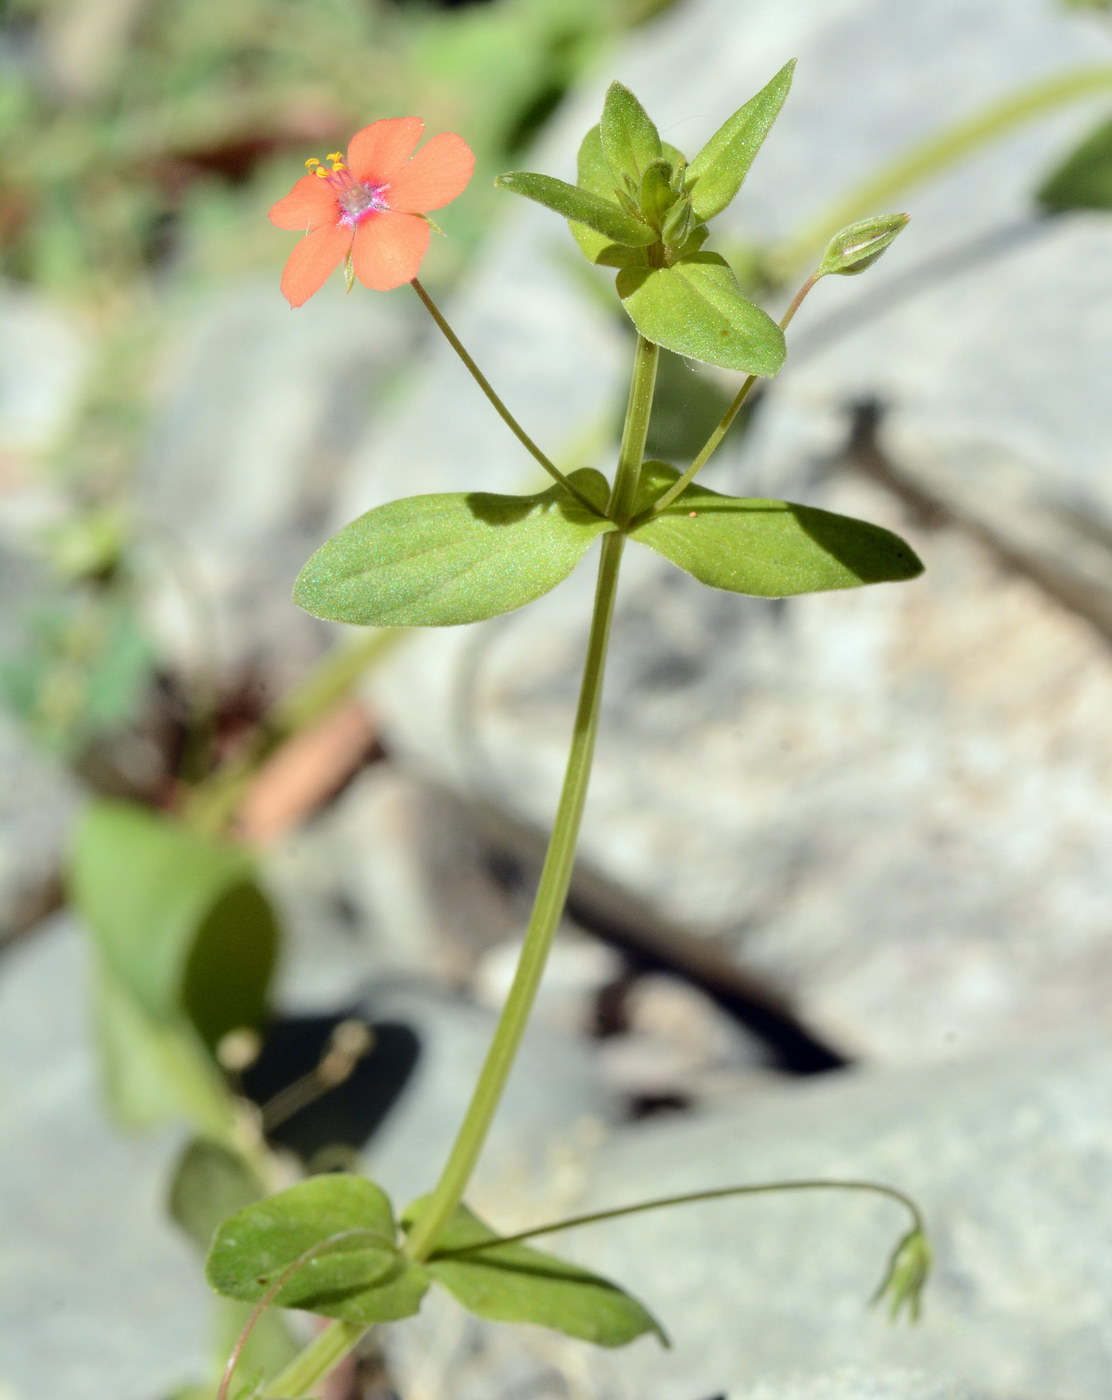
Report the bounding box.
[294,469,616,629]
[206,1176,429,1326]
[1036,108,1112,212]
[685,60,796,220]
[818,213,909,276]
[629,461,924,596]
[661,197,696,248]
[404,1198,668,1349]
[495,170,657,246]
[616,254,785,375]
[600,80,663,187]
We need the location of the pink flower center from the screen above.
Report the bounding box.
[306,156,390,226]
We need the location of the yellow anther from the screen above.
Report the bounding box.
[327,152,345,165]
[304,157,321,171]
[313,167,329,178]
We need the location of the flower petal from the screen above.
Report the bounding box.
[280,224,352,307]
[352,212,430,291]
[269,175,338,231]
[387,132,475,213]
[347,117,424,183]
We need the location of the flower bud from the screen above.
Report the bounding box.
[872,1226,931,1322]
[818,213,909,277]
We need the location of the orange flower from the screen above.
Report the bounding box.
[269,117,474,307]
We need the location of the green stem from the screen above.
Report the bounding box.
[428,1177,925,1260]
[264,1319,365,1398]
[404,528,626,1263]
[778,63,1112,273]
[609,335,660,525]
[410,278,599,512]
[642,273,820,520]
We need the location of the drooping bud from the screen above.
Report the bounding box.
[872,1226,931,1323]
[818,213,909,277]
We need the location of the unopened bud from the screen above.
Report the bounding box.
[872,1226,931,1323]
[217,1027,262,1074]
[640,158,676,227]
[661,197,696,248]
[818,213,909,277]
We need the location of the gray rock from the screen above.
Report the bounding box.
[726,1373,1041,1400]
[0,917,207,1400]
[385,1037,1112,1400]
[0,285,89,456]
[343,0,1112,1064]
[136,282,418,688]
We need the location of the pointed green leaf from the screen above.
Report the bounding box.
[685,60,796,220]
[616,255,785,375]
[294,469,615,628]
[570,126,650,266]
[207,1176,429,1325]
[819,214,909,277]
[630,461,924,596]
[1037,109,1112,212]
[404,1199,667,1349]
[496,170,657,246]
[600,81,662,187]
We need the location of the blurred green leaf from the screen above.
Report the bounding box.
[616,255,785,374]
[496,169,658,245]
[207,1175,428,1326]
[405,1198,667,1348]
[630,461,924,595]
[169,1140,299,1380]
[294,469,615,628]
[1037,108,1112,211]
[600,81,662,187]
[685,61,796,220]
[71,800,278,1126]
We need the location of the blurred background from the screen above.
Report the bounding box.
[2,1,1112,1398]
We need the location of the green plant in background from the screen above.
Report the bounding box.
[182,70,931,1400]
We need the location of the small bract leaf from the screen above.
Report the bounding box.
[819,213,909,276]
[629,461,923,596]
[600,81,662,187]
[685,60,796,220]
[207,1176,429,1325]
[404,1198,667,1349]
[640,158,677,228]
[495,170,657,246]
[571,125,622,264]
[1037,109,1112,212]
[616,255,785,375]
[295,470,615,628]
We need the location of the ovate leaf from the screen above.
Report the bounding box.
[616,255,785,375]
[405,1199,667,1349]
[207,1175,428,1325]
[1037,109,1112,212]
[600,81,662,186]
[686,60,796,220]
[294,470,615,628]
[495,170,657,245]
[630,461,923,596]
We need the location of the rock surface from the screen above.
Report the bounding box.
[385,1036,1112,1400]
[335,0,1112,1064]
[726,1373,1042,1400]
